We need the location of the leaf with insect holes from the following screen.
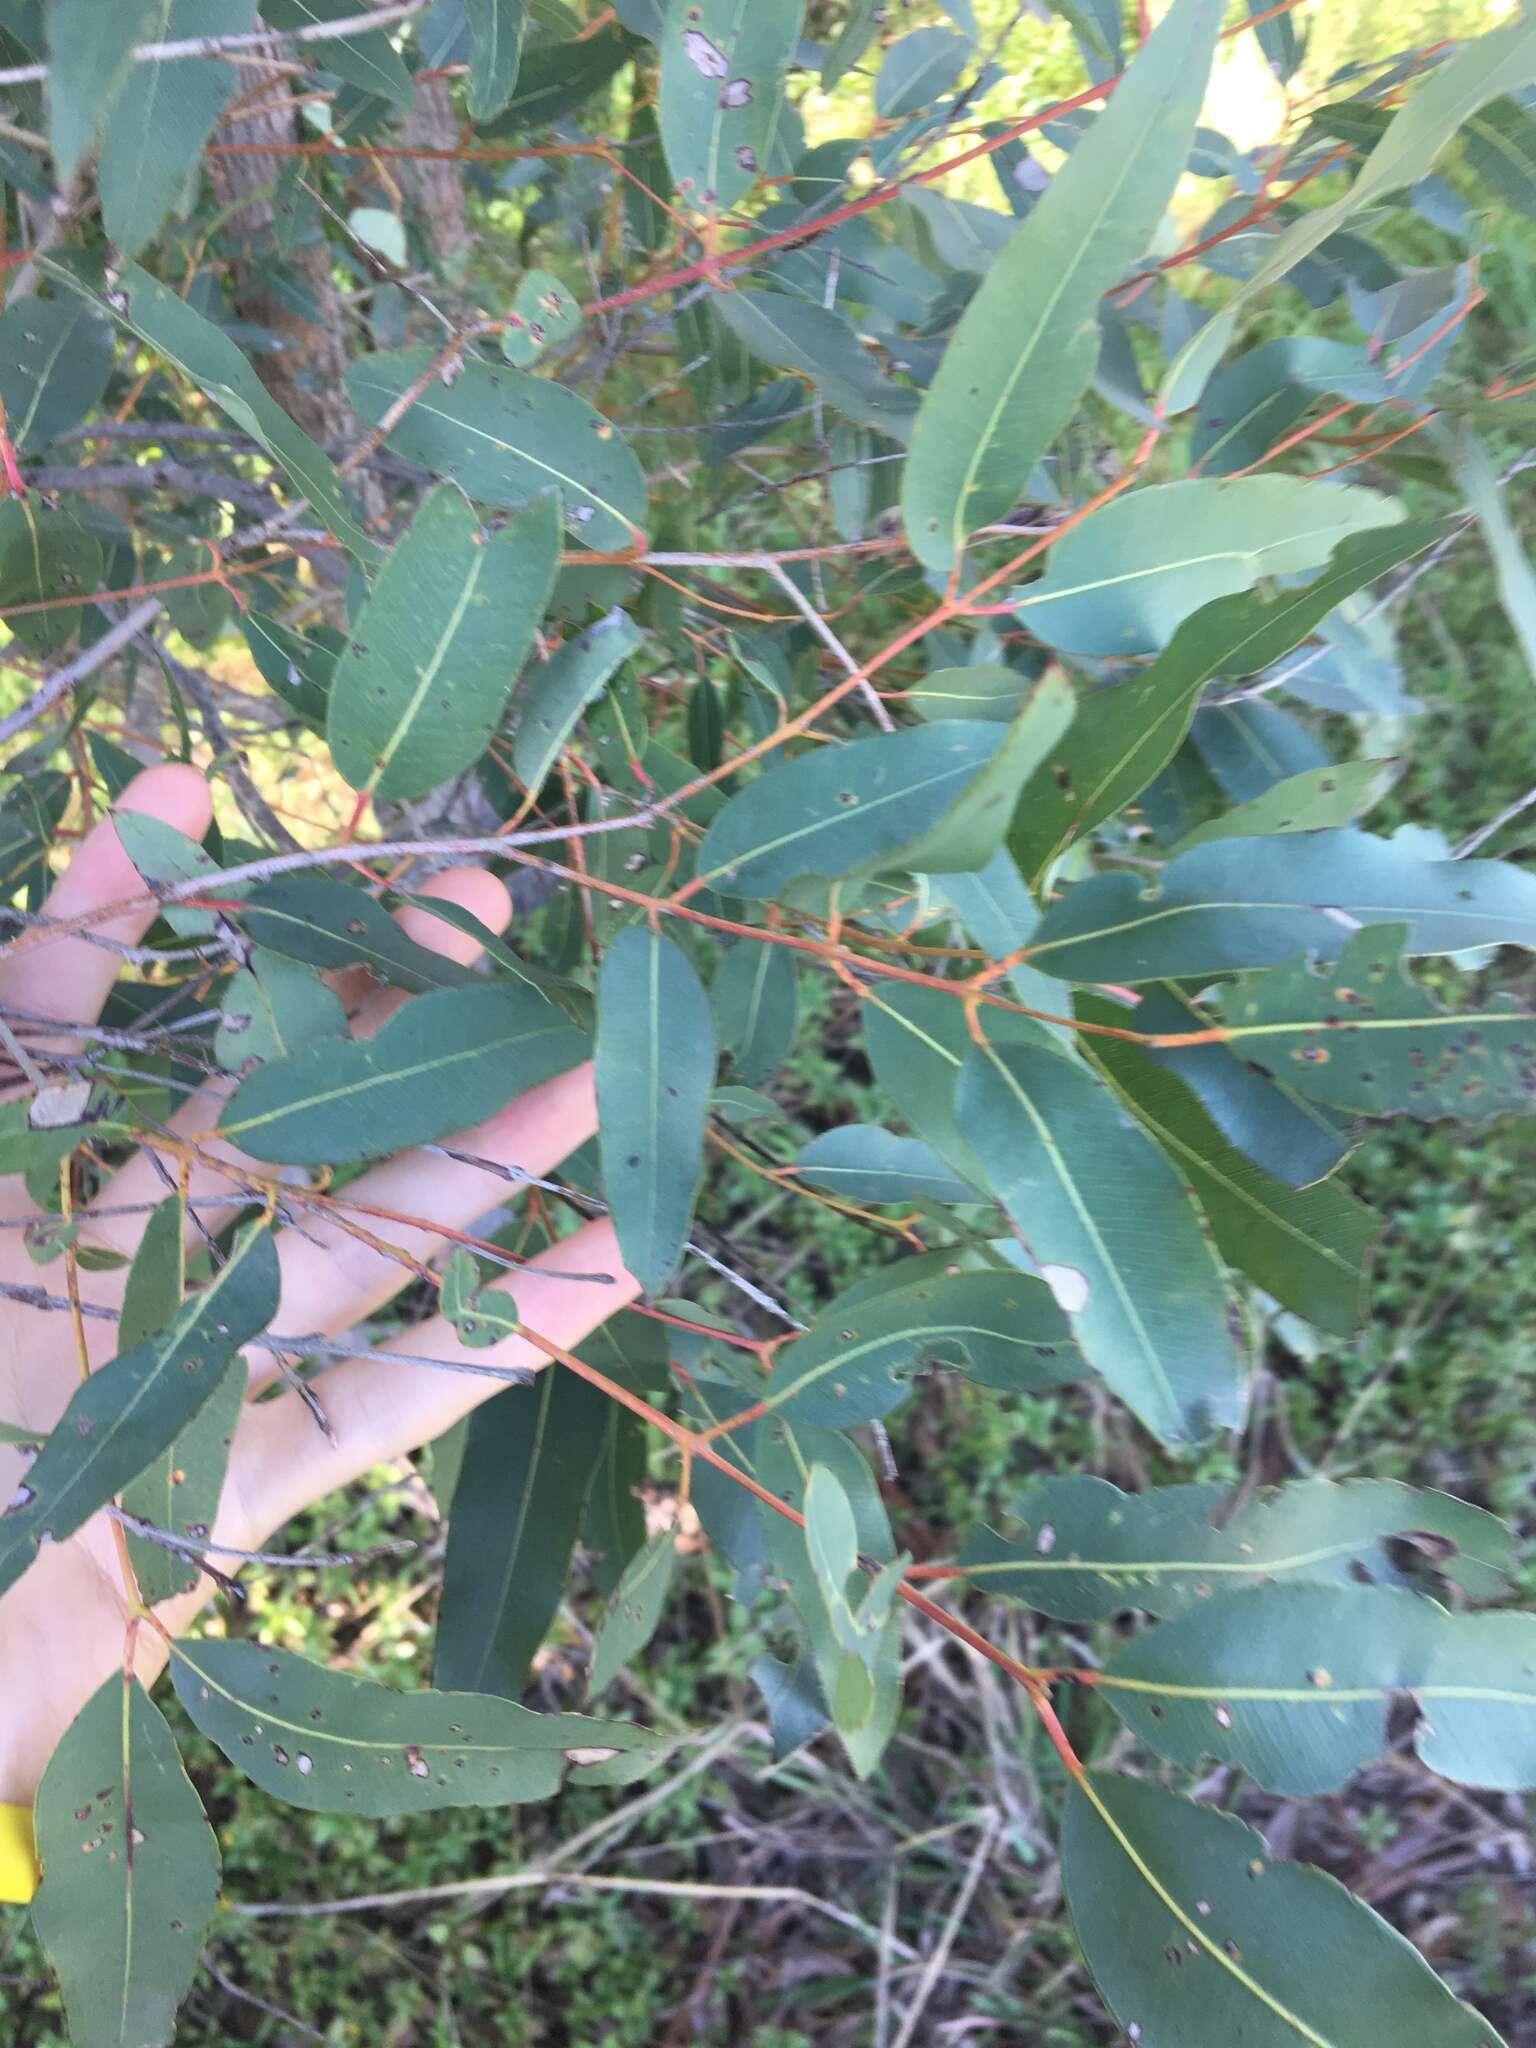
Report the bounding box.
[959,1473,1510,1622]
[233,875,483,995]
[0,501,102,657]
[901,0,1220,570]
[710,939,798,1086]
[439,1248,519,1351]
[169,1638,666,1813]
[791,1126,980,1206]
[32,1675,220,2048]
[0,296,113,450]
[658,0,803,214]
[327,487,560,801]
[220,983,587,1165]
[242,614,341,733]
[503,269,582,367]
[0,1226,278,1602]
[1063,1773,1500,2048]
[215,950,347,1073]
[514,606,643,793]
[589,1531,678,1695]
[712,291,920,439]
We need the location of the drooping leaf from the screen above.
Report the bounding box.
[959,1473,1509,1622]
[1210,923,1536,1123]
[791,1463,905,1777]
[713,291,919,439]
[0,296,113,450]
[263,0,412,105]
[220,982,586,1165]
[32,1675,220,2048]
[346,348,648,551]
[0,500,102,656]
[241,613,340,732]
[1098,1583,1536,1796]
[45,0,157,181]
[1010,478,1402,656]
[464,0,527,122]
[656,0,803,215]
[514,606,643,793]
[710,939,798,1086]
[98,1,239,260]
[1447,425,1536,690]
[791,1126,979,1205]
[169,1638,664,1814]
[955,1038,1245,1443]
[1063,1773,1499,2048]
[596,927,715,1294]
[1024,830,1536,985]
[1009,520,1445,882]
[763,1268,1079,1427]
[900,0,1221,571]
[0,1226,278,1601]
[1076,995,1373,1336]
[584,1405,649,1598]
[435,1368,610,1695]
[233,874,482,994]
[588,1530,677,1695]
[327,487,561,801]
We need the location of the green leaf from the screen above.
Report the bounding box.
[1446,425,1536,688]
[1011,478,1402,656]
[465,0,527,121]
[514,606,643,793]
[502,267,582,367]
[1211,923,1536,1124]
[478,23,640,133]
[900,0,1221,571]
[113,810,229,938]
[242,613,339,732]
[1008,520,1446,882]
[1098,1583,1536,1796]
[1025,830,1536,985]
[346,349,648,552]
[0,500,102,655]
[263,0,412,105]
[42,253,380,565]
[0,1226,278,1601]
[657,0,803,215]
[220,983,587,1165]
[710,940,797,1086]
[327,487,560,801]
[875,27,969,118]
[960,1473,1510,1621]
[791,1126,979,1205]
[1191,338,1382,476]
[584,1405,649,1598]
[713,290,919,439]
[216,949,347,1073]
[32,1675,220,2048]
[1076,995,1373,1336]
[589,1530,677,1695]
[45,0,157,180]
[435,1368,609,1694]
[0,296,113,450]
[791,1463,904,1776]
[910,664,1033,723]
[1167,759,1396,853]
[763,1268,1079,1427]
[596,927,716,1294]
[98,0,239,261]
[955,1038,1245,1443]
[234,874,481,994]
[1063,1773,1500,2048]
[439,1248,521,1349]
[1463,95,1536,218]
[933,847,1073,1025]
[170,1638,663,1814]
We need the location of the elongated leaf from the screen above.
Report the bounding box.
[1063,1773,1500,2048]
[657,0,802,214]
[711,939,797,1085]
[0,296,113,450]
[1009,520,1445,882]
[221,983,586,1165]
[346,349,648,551]
[597,928,715,1293]
[464,0,527,118]
[45,0,156,180]
[934,846,1071,1026]
[264,0,412,104]
[32,1676,219,2048]
[0,1227,278,1601]
[242,613,339,732]
[763,1268,1078,1427]
[435,1369,609,1695]
[1192,338,1382,475]
[98,1,238,261]
[589,1530,677,1695]
[900,0,1221,570]
[479,23,640,133]
[713,291,918,439]
[170,1638,663,1814]
[910,664,1032,723]
[1211,923,1536,1123]
[1025,830,1536,985]
[234,875,480,994]
[328,487,560,800]
[1011,479,1401,656]
[41,253,379,565]
[1463,96,1536,218]
[0,501,101,655]
[216,949,347,1073]
[1448,425,1536,688]
[1168,759,1395,853]
[791,1126,979,1205]
[955,1039,1244,1442]
[1099,1583,1536,1796]
[959,1473,1509,1622]
[876,26,969,117]
[1076,995,1373,1335]
[584,1405,649,1598]
[514,606,643,793]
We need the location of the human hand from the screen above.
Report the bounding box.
[0,765,635,1809]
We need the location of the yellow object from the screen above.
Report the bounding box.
[0,1803,38,1904]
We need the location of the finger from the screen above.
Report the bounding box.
[0,764,211,1045]
[85,866,515,1256]
[217,1219,638,1573]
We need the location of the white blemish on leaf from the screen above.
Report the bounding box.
[1041,1263,1090,1314]
[681,27,728,76]
[566,1745,621,1766]
[719,78,752,107]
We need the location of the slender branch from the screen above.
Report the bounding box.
[0,1,426,85]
